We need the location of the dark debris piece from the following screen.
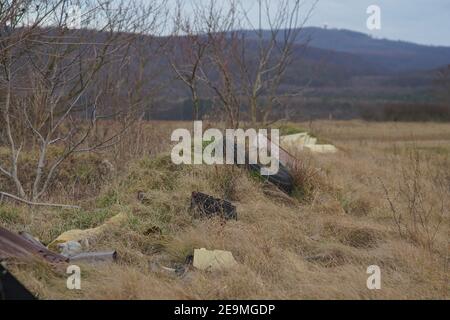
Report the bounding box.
[191,192,238,221]
[0,264,36,300]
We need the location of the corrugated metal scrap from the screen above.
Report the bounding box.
[0,226,68,264]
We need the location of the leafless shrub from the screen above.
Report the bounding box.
[380,150,448,251]
[0,0,168,207]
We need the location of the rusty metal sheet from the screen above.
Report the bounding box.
[0,226,68,264]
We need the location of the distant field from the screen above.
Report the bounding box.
[2,120,449,299]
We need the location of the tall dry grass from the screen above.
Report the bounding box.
[1,120,449,300]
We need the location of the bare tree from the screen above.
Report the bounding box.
[238,0,317,125]
[167,0,210,121]
[169,0,316,127]
[0,1,62,55]
[168,0,242,126]
[0,0,64,200]
[195,0,243,128]
[0,0,168,207]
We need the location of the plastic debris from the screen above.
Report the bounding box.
[151,255,193,277]
[193,248,238,271]
[248,162,294,194]
[48,213,127,250]
[69,251,117,263]
[304,144,338,154]
[241,133,296,194]
[191,192,238,220]
[280,132,338,154]
[58,241,83,258]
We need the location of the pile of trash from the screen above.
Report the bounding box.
[1,131,335,299]
[0,190,241,299]
[0,215,119,299]
[280,132,338,154]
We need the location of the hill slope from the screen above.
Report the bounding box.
[3,121,449,299]
[247,27,450,73]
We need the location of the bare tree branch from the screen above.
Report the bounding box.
[0,191,81,209]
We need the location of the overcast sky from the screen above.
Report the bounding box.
[299,0,450,46]
[169,0,449,46]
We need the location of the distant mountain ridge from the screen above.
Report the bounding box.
[241,27,450,74]
[153,27,449,120]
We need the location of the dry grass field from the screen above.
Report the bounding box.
[1,120,449,300]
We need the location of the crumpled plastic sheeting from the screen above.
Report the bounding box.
[48,213,127,251]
